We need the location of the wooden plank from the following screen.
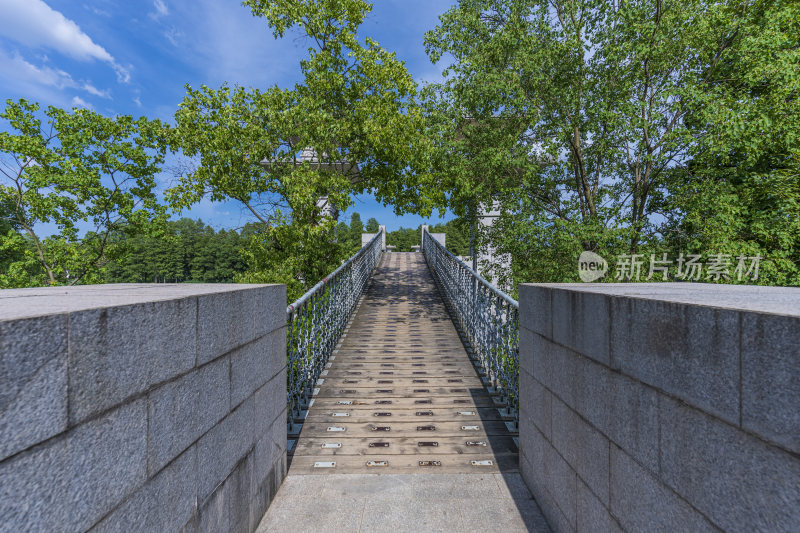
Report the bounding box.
[295,420,512,438]
[291,436,518,456]
[287,253,518,475]
[288,453,519,474]
[304,407,507,422]
[307,396,498,409]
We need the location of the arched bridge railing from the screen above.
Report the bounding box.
[422,228,520,428]
[286,229,384,432]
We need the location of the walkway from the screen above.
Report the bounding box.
[257,253,550,531]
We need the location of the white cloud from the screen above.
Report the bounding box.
[0,0,130,82]
[0,48,112,103]
[133,96,142,107]
[82,82,110,98]
[150,0,169,20]
[111,62,131,83]
[164,27,183,47]
[71,95,91,108]
[83,4,110,17]
[0,49,74,89]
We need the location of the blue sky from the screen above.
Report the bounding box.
[0,0,457,231]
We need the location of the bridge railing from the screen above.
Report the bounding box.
[422,228,520,427]
[286,229,384,432]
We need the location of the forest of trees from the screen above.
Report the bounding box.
[2,0,798,296]
[0,210,467,290]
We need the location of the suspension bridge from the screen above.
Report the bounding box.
[258,228,548,531]
[3,224,795,532]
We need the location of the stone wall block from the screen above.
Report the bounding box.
[0,355,67,461]
[253,286,287,338]
[577,479,621,533]
[519,284,551,337]
[551,397,610,505]
[534,335,578,408]
[519,326,536,375]
[0,438,69,531]
[197,396,256,502]
[0,315,68,459]
[741,313,800,454]
[90,445,198,533]
[254,368,287,439]
[608,372,659,474]
[520,368,551,441]
[660,396,800,532]
[0,283,286,533]
[552,290,610,366]
[68,299,196,424]
[609,445,716,533]
[611,297,740,425]
[68,400,148,531]
[147,355,229,475]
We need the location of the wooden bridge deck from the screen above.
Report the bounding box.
[257,252,549,532]
[288,252,518,474]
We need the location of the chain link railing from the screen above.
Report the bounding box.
[286,230,384,432]
[422,228,520,428]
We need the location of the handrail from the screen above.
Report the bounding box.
[285,229,384,432]
[422,228,520,427]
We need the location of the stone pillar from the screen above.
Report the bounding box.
[0,284,288,533]
[518,283,800,532]
[477,199,510,289]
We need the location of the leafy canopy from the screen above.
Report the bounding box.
[168,0,439,297]
[0,99,167,287]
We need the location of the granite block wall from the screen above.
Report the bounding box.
[0,283,287,533]
[518,283,800,532]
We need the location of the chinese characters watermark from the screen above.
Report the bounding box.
[579,252,761,282]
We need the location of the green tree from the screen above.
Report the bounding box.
[386,226,417,251]
[349,213,364,234]
[168,0,435,296]
[655,0,800,285]
[348,212,364,250]
[365,217,379,233]
[424,0,800,286]
[104,218,248,283]
[0,99,167,287]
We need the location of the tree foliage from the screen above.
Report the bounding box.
[104,218,247,283]
[167,0,437,295]
[385,218,469,255]
[0,99,167,287]
[423,0,800,286]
